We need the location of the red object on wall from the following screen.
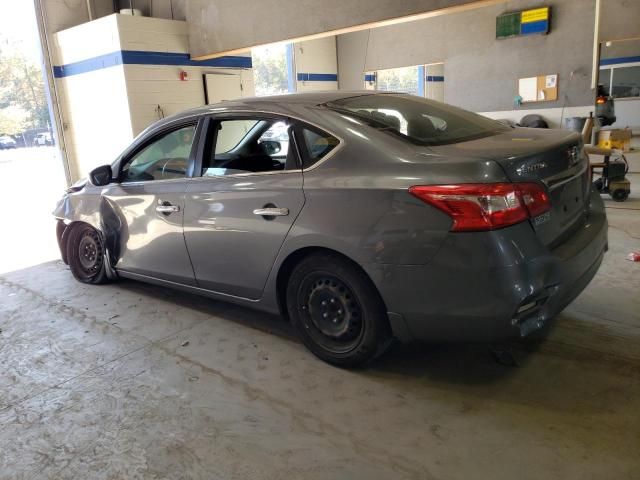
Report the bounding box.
[179,71,188,81]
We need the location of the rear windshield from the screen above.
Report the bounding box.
[326,94,509,146]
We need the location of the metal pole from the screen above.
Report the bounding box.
[591,0,601,91]
[33,0,72,186]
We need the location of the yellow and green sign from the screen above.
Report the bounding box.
[497,6,550,38]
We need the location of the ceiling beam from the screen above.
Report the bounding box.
[188,0,506,60]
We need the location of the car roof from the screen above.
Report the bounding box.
[165,90,396,123]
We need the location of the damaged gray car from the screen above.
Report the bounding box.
[54,91,608,367]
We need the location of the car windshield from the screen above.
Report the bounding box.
[326,94,509,146]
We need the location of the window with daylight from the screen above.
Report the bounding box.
[375,66,421,96]
[251,43,293,96]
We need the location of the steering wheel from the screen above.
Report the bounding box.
[160,158,187,178]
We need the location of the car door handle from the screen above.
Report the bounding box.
[253,207,289,216]
[156,203,180,214]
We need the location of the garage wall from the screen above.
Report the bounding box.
[116,15,254,135]
[293,37,339,92]
[53,14,255,181]
[337,0,597,125]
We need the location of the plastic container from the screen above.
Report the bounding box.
[564,116,587,132]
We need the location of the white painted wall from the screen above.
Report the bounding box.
[125,65,254,135]
[118,15,254,135]
[424,63,444,102]
[613,99,640,128]
[294,37,338,92]
[52,14,121,65]
[53,14,131,180]
[56,68,133,179]
[116,14,189,53]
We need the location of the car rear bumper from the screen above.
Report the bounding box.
[364,189,608,343]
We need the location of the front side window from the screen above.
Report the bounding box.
[203,118,295,176]
[121,125,196,182]
[327,94,508,146]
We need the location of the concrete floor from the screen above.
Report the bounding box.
[0,149,639,479]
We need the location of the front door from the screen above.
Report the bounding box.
[183,116,305,299]
[104,122,199,285]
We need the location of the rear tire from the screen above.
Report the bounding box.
[66,224,108,284]
[286,252,391,367]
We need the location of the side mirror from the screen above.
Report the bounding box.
[89,165,113,186]
[260,140,281,155]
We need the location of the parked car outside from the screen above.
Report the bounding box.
[33,132,53,146]
[0,136,17,149]
[54,92,608,367]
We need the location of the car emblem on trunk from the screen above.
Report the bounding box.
[517,162,547,175]
[567,146,581,166]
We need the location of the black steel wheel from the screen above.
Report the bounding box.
[611,189,629,202]
[593,178,604,192]
[66,224,108,284]
[286,252,391,367]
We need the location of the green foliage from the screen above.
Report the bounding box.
[0,38,49,134]
[252,45,289,96]
[0,105,28,135]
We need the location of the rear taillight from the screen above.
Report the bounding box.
[409,183,550,232]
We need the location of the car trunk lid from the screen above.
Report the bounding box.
[427,128,590,247]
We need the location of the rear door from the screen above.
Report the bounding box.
[183,115,305,299]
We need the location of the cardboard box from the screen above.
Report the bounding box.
[598,128,632,152]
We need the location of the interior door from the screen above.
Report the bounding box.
[204,73,243,104]
[103,122,199,285]
[183,116,304,299]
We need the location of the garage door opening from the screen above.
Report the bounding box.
[0,1,66,274]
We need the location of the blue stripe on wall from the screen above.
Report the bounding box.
[297,73,338,82]
[520,20,549,35]
[364,74,376,82]
[600,55,640,66]
[54,51,124,78]
[53,50,252,78]
[426,75,445,82]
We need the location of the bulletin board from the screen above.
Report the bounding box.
[518,74,558,103]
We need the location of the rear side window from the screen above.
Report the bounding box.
[326,94,508,146]
[298,126,339,169]
[202,118,296,176]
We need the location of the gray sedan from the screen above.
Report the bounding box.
[54,92,608,367]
